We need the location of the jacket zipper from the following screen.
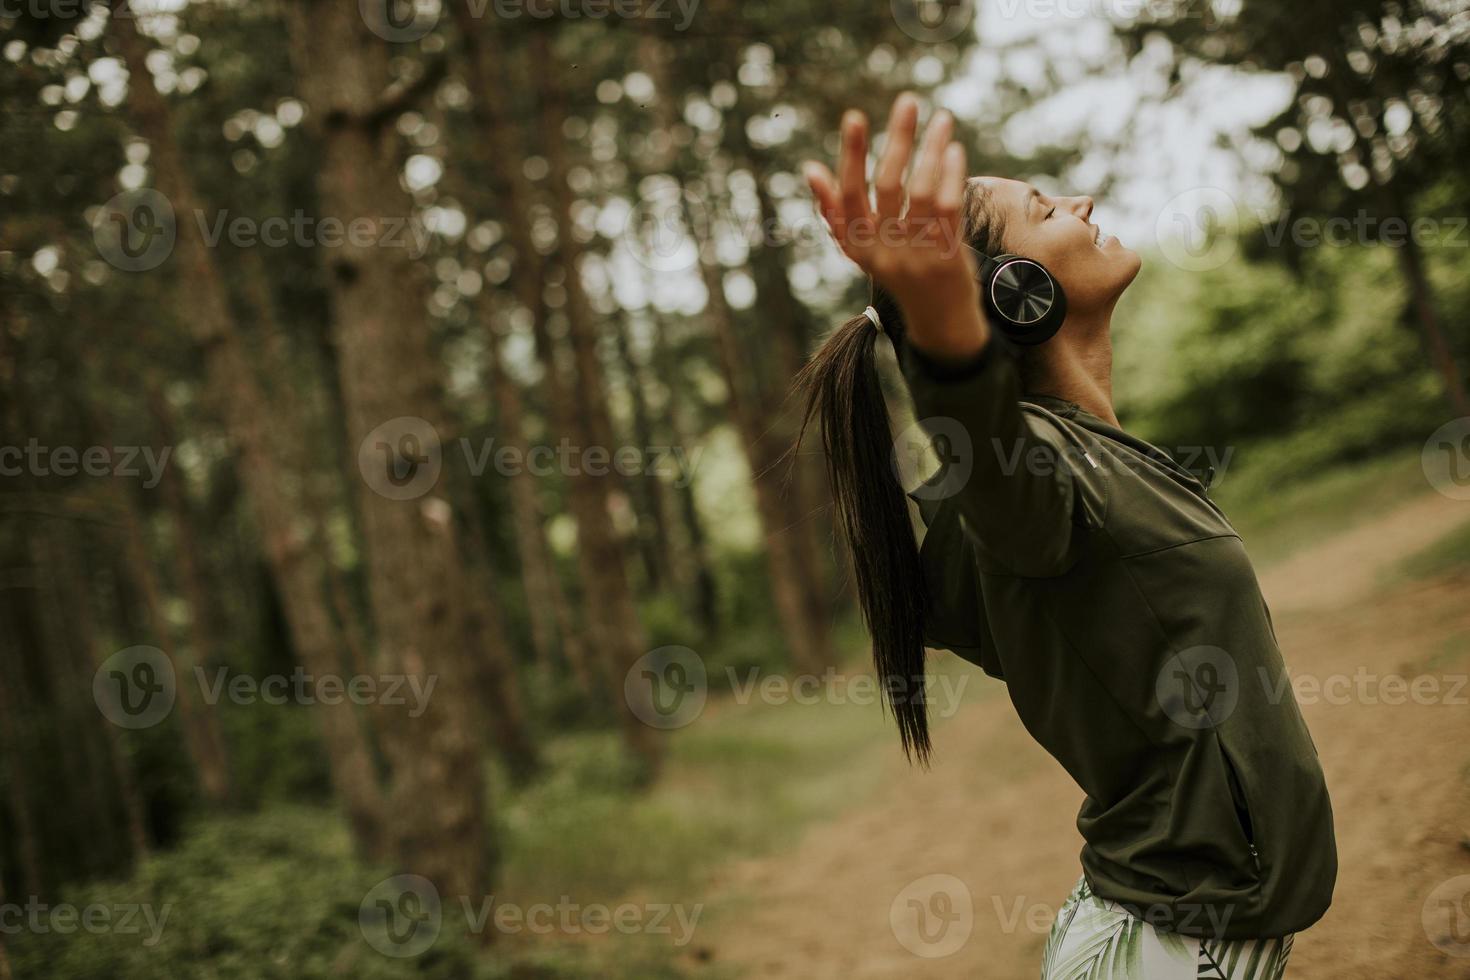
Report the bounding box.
[1021,405,1238,532]
[1219,736,1263,874]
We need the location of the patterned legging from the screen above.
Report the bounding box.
[1041,874,1294,979]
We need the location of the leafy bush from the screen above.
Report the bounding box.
[5,807,492,980]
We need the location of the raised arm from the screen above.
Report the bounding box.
[804,95,1081,577]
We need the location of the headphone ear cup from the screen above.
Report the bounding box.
[981,254,1067,346]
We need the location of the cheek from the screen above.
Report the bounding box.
[1053,243,1138,310]
[1055,249,1116,308]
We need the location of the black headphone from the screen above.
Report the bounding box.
[969,245,1067,346]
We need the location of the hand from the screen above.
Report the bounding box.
[804,93,989,361]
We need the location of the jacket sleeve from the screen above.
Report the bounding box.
[898,336,1083,577]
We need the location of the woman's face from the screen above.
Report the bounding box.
[972,177,1142,319]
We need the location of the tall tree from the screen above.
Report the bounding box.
[1119,0,1469,414]
[111,3,389,858]
[454,7,662,770]
[529,24,664,774]
[283,0,507,895]
[631,29,836,668]
[452,9,594,694]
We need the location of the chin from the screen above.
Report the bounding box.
[1116,246,1143,284]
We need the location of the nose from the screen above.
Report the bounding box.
[1063,196,1094,221]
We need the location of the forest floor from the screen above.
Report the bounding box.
[685,489,1470,980]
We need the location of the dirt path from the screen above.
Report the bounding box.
[694,492,1470,979]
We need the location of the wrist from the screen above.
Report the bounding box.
[896,290,990,365]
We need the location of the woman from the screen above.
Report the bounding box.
[798,93,1336,977]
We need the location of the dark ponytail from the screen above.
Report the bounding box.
[795,287,933,766]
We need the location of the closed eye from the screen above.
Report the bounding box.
[1045,206,1056,219]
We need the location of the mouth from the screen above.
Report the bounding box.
[1091,223,1110,248]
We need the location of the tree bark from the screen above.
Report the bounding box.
[1387,188,1469,417]
[612,313,678,593]
[446,465,543,781]
[532,27,664,774]
[143,386,235,805]
[646,310,720,633]
[0,601,45,899]
[283,0,497,898]
[685,180,835,671]
[635,28,832,664]
[480,301,595,693]
[453,8,597,698]
[114,6,390,859]
[35,515,151,864]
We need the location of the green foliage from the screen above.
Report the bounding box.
[497,680,892,905]
[1117,227,1449,459]
[218,697,335,807]
[5,808,491,980]
[1212,448,1429,568]
[1387,517,1470,583]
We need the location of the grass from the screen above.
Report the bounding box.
[13,614,978,979]
[1212,446,1432,567]
[496,669,896,907]
[1383,514,1470,584]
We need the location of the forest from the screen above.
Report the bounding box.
[2,1,1468,977]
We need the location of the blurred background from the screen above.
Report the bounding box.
[2,1,1469,977]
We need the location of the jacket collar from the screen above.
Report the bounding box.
[1018,392,1082,419]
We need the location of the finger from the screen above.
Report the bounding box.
[837,110,873,237]
[805,161,867,265]
[936,142,966,214]
[932,141,968,258]
[905,108,953,222]
[803,161,841,232]
[873,93,918,220]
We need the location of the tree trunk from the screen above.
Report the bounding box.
[1388,190,1469,417]
[454,8,597,699]
[114,6,390,860]
[0,603,45,899]
[480,302,595,693]
[35,516,150,864]
[612,313,678,593]
[724,105,842,631]
[532,27,663,774]
[646,311,720,633]
[635,27,831,660]
[685,181,835,671]
[447,466,543,781]
[284,0,496,898]
[112,484,238,808]
[143,387,235,805]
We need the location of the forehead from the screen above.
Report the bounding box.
[971,176,1034,219]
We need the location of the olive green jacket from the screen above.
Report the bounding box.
[900,337,1337,940]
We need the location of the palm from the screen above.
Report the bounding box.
[804,93,977,307]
